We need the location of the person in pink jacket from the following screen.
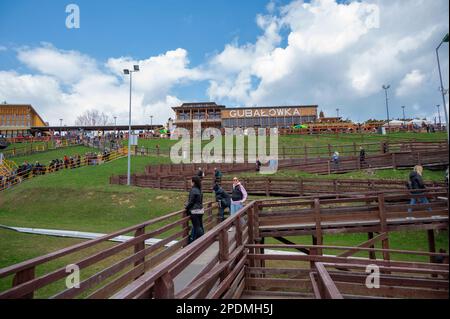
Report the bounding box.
[230,177,248,215]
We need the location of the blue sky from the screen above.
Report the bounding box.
[0,0,448,125]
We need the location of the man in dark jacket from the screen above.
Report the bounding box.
[185,176,204,243]
[407,165,431,218]
[359,146,366,166]
[213,183,231,222]
[214,168,222,185]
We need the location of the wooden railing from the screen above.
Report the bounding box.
[111,202,255,299]
[245,245,449,299]
[133,147,448,179]
[1,148,127,192]
[0,201,219,299]
[0,189,447,299]
[119,140,448,159]
[111,174,446,197]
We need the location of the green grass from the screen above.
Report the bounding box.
[240,167,447,182]
[0,131,447,297]
[0,156,190,232]
[265,231,448,263]
[125,132,447,152]
[10,145,96,166]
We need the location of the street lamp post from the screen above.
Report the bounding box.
[59,119,63,137]
[436,33,449,142]
[123,65,140,186]
[436,105,442,129]
[382,85,391,132]
[401,106,406,127]
[150,115,153,133]
[336,108,340,118]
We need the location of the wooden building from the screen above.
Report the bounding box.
[172,102,318,130]
[172,102,225,130]
[0,104,48,137]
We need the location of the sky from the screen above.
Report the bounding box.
[0,0,448,126]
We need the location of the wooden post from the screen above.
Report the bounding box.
[392,153,396,169]
[219,229,230,281]
[154,273,174,299]
[12,267,35,299]
[377,194,390,261]
[327,144,332,157]
[427,230,436,264]
[313,199,323,256]
[134,227,145,278]
[368,232,376,260]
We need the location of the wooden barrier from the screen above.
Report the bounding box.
[110,173,446,198]
[0,189,448,299]
[133,148,448,179]
[0,202,218,299]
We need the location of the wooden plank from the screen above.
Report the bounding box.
[315,263,343,299]
[154,273,174,299]
[337,233,387,258]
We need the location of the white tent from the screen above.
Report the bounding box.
[383,120,405,127]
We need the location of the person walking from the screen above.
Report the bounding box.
[197,167,205,180]
[332,151,340,170]
[185,176,204,244]
[359,146,366,166]
[255,158,262,172]
[214,167,223,185]
[407,165,431,219]
[230,177,248,216]
[213,183,231,222]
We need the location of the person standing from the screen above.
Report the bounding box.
[230,177,248,216]
[185,176,204,243]
[332,151,340,170]
[213,183,231,222]
[255,158,262,172]
[359,146,366,166]
[407,165,431,218]
[214,167,222,185]
[197,167,205,180]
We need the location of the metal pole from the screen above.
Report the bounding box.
[437,105,441,128]
[127,72,132,186]
[436,43,449,142]
[384,88,391,132]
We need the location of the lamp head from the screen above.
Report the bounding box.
[133,65,140,72]
[123,69,130,75]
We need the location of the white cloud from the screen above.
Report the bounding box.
[205,0,449,120]
[0,46,7,52]
[396,69,425,97]
[1,45,201,126]
[0,0,449,125]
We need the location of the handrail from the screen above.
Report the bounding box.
[111,201,256,299]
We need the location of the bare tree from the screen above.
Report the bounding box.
[75,110,111,126]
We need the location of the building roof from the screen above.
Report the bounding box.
[226,105,318,110]
[0,104,48,127]
[172,102,226,110]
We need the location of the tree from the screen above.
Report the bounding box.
[75,110,110,126]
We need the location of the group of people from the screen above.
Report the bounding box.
[1,150,115,190]
[185,169,248,244]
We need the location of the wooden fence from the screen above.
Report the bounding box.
[137,148,448,179]
[1,189,447,299]
[128,140,448,159]
[1,148,127,192]
[110,174,446,197]
[0,202,219,299]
